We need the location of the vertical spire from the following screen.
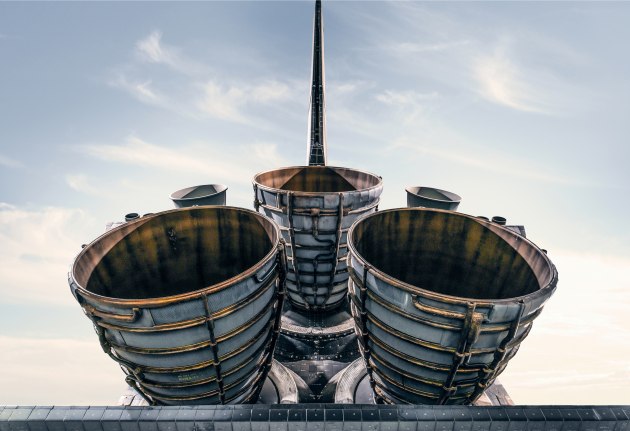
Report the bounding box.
[307,0,327,166]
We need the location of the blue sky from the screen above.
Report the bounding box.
[1,1,629,405]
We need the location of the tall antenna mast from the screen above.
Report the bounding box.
[307,0,327,166]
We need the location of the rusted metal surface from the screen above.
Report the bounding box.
[347,208,558,405]
[253,166,382,311]
[69,206,286,405]
[406,186,461,210]
[170,184,227,207]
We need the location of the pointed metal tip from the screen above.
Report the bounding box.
[307,0,327,166]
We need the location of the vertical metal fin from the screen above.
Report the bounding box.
[307,0,327,166]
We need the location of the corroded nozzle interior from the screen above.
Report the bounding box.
[351,209,553,300]
[72,207,277,300]
[254,166,381,193]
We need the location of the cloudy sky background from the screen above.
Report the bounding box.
[1,1,629,405]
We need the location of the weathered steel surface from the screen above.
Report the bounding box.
[347,208,558,405]
[170,184,228,207]
[253,166,382,311]
[69,206,286,405]
[406,186,462,210]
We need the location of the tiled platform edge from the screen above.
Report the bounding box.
[1,405,629,431]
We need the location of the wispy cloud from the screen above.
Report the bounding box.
[79,136,214,174]
[112,30,300,126]
[134,30,205,75]
[474,42,559,115]
[0,335,123,404]
[196,81,247,123]
[65,174,100,196]
[388,40,472,54]
[136,31,173,64]
[247,142,287,167]
[390,135,581,186]
[375,90,439,123]
[77,136,289,185]
[196,79,294,123]
[0,204,98,305]
[501,250,630,404]
[329,80,371,96]
[505,369,612,389]
[348,3,586,117]
[251,80,292,103]
[0,154,23,168]
[109,74,167,107]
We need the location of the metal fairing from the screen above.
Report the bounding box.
[347,208,558,405]
[253,166,382,311]
[406,186,462,211]
[68,207,287,406]
[307,0,327,166]
[276,306,358,362]
[170,184,228,208]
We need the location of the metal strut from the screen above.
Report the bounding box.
[437,302,484,404]
[286,192,306,308]
[471,300,526,401]
[202,297,226,404]
[322,193,345,305]
[253,183,260,212]
[349,257,381,402]
[252,240,287,402]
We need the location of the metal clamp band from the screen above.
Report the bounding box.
[253,261,278,285]
[438,302,485,404]
[82,304,141,323]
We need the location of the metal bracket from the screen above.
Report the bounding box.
[438,302,485,404]
[349,257,382,403]
[253,183,261,211]
[251,241,287,402]
[471,300,526,401]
